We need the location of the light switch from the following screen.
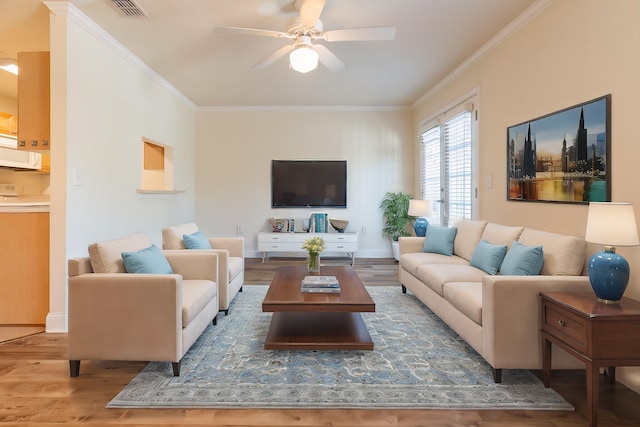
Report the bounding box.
[485,174,493,188]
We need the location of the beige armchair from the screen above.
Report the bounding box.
[162,223,244,315]
[67,233,219,377]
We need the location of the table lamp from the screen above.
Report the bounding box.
[585,202,640,304]
[408,199,431,237]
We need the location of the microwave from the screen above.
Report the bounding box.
[0,134,42,170]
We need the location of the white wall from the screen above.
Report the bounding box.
[195,108,414,258]
[47,4,197,331]
[413,0,640,392]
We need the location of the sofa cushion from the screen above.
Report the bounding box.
[89,232,152,273]
[121,244,174,274]
[400,252,468,277]
[162,223,199,249]
[417,264,487,296]
[469,240,507,275]
[443,282,483,325]
[518,228,587,276]
[183,231,212,250]
[481,223,524,247]
[182,279,217,328]
[453,219,488,261]
[500,240,544,276]
[422,225,458,256]
[228,257,243,281]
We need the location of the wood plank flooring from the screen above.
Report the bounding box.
[2,258,640,426]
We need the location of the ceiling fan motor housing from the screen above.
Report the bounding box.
[286,17,323,38]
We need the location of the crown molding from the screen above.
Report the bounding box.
[412,0,555,108]
[44,1,197,111]
[198,104,411,113]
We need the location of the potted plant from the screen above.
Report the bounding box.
[379,192,415,261]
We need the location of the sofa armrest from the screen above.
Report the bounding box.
[68,273,183,362]
[163,251,219,281]
[481,275,592,369]
[399,237,425,254]
[208,237,244,259]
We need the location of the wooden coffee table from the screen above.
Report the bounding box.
[262,265,376,350]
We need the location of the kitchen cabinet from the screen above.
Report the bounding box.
[0,111,17,136]
[17,51,50,151]
[0,212,49,324]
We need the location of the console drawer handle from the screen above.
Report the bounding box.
[558,319,566,327]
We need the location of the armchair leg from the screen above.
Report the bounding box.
[493,368,502,383]
[239,286,243,292]
[401,285,407,294]
[172,361,181,376]
[212,315,217,325]
[69,360,80,377]
[223,309,229,316]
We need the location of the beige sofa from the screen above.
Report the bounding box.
[162,223,245,315]
[67,232,219,377]
[399,219,592,382]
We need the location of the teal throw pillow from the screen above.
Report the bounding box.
[183,231,212,249]
[500,240,544,275]
[469,239,508,275]
[422,226,458,256]
[122,244,174,274]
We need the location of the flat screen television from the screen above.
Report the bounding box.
[271,160,347,208]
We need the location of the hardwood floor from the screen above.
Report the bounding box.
[2,258,640,426]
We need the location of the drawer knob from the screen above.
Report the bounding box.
[558,319,566,327]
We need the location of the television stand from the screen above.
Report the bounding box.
[257,232,358,266]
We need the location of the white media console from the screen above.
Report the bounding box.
[257,232,358,265]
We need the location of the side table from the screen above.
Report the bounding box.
[540,291,640,427]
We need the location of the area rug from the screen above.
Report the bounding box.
[107,285,573,410]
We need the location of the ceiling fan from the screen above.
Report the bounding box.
[213,0,396,73]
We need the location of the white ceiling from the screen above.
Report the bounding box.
[0,0,537,107]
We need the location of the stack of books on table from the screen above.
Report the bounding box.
[301,275,341,293]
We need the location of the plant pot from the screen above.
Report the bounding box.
[391,240,400,261]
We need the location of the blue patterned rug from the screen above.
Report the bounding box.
[107,285,573,410]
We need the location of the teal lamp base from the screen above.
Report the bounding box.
[588,246,631,304]
[414,218,429,237]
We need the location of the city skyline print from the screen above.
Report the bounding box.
[507,94,611,204]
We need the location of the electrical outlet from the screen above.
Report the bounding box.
[485,173,493,188]
[362,225,368,234]
[236,224,243,235]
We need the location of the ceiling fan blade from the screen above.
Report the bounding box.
[313,44,345,72]
[322,26,396,42]
[252,44,295,69]
[214,26,289,39]
[298,0,325,28]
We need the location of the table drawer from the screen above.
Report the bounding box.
[542,302,588,354]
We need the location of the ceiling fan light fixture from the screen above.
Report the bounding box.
[289,46,318,73]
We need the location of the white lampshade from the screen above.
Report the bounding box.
[289,46,319,73]
[408,199,432,217]
[585,202,640,247]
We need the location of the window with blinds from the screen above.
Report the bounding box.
[420,106,473,226]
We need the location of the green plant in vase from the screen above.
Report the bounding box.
[379,192,415,260]
[302,236,326,272]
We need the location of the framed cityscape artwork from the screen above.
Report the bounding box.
[507,94,611,204]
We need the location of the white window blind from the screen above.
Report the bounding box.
[420,127,442,225]
[420,105,473,226]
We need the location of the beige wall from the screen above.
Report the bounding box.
[413,0,640,391]
[46,4,197,331]
[195,108,414,257]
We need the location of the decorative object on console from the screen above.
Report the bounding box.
[302,236,325,272]
[408,199,431,237]
[330,218,349,233]
[585,202,639,303]
[268,218,286,232]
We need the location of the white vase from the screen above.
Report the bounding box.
[391,240,400,261]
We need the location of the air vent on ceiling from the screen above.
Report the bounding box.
[110,0,148,18]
